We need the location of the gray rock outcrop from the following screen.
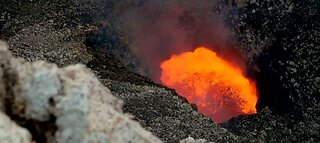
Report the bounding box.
[0,112,32,143]
[0,40,162,143]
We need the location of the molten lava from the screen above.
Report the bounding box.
[161,47,258,123]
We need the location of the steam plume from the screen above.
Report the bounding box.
[118,0,244,82]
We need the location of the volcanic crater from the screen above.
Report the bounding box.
[86,0,319,142]
[1,0,319,142]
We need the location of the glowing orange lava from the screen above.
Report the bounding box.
[161,47,258,123]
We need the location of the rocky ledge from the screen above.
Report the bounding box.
[0,40,161,143]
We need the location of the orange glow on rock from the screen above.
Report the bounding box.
[161,47,258,123]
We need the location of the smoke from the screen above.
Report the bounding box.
[118,0,244,82]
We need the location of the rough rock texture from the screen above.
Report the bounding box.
[0,41,10,111]
[88,53,244,143]
[1,0,319,143]
[8,22,92,67]
[0,112,32,143]
[0,41,162,143]
[0,0,94,67]
[99,78,241,142]
[226,107,320,142]
[224,0,320,142]
[0,41,32,143]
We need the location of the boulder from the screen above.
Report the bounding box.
[0,112,32,143]
[0,40,162,143]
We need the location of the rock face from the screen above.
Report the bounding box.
[225,0,320,142]
[0,40,162,143]
[229,0,320,110]
[0,112,32,143]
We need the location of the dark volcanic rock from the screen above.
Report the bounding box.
[85,25,146,75]
[1,0,320,142]
[85,0,320,142]
[226,0,320,142]
[87,52,156,86]
[87,52,243,142]
[99,78,241,143]
[226,107,320,142]
[0,0,99,66]
[232,0,320,115]
[1,0,243,142]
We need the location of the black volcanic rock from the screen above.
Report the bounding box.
[226,0,320,142]
[232,0,319,115]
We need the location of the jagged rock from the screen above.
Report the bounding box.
[0,40,162,143]
[13,61,61,121]
[0,112,32,143]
